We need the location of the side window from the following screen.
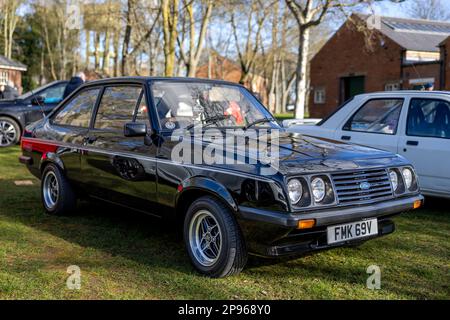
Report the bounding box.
[407,99,450,139]
[40,83,66,103]
[344,99,403,135]
[53,88,100,127]
[94,86,142,131]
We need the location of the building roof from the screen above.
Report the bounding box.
[0,55,27,71]
[358,14,450,52]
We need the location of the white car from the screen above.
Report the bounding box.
[287,91,450,199]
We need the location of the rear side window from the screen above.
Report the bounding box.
[407,99,450,139]
[94,86,142,131]
[343,99,403,135]
[53,88,100,127]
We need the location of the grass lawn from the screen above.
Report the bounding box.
[0,146,449,300]
[274,113,294,122]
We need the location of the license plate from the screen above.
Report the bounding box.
[327,219,378,245]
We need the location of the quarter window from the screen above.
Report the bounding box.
[344,99,403,135]
[407,99,450,139]
[94,86,142,131]
[135,93,149,123]
[53,88,100,127]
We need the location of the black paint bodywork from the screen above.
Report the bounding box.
[20,77,423,257]
[0,81,68,133]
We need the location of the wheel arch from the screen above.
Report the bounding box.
[175,177,238,222]
[39,153,65,174]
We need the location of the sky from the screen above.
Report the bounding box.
[369,0,450,19]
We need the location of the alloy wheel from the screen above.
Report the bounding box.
[43,171,59,209]
[0,120,17,146]
[188,210,223,267]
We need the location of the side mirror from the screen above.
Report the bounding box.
[124,122,147,137]
[31,96,45,106]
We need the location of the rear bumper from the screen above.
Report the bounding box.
[19,155,33,165]
[237,194,423,257]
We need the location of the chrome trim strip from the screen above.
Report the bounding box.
[22,137,276,183]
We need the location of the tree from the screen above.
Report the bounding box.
[178,0,214,77]
[162,0,180,76]
[27,0,81,82]
[124,0,161,76]
[265,1,298,113]
[286,0,367,119]
[230,0,273,85]
[1,0,23,59]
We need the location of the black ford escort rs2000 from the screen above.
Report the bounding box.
[20,77,424,278]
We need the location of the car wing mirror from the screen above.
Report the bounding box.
[124,122,147,138]
[31,96,45,106]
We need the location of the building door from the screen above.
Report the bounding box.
[340,76,365,103]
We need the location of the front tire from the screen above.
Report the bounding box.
[41,164,77,215]
[184,196,247,278]
[0,117,20,147]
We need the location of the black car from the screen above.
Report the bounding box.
[19,77,424,278]
[0,80,68,147]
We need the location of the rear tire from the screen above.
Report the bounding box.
[41,164,77,215]
[0,117,21,147]
[184,196,247,278]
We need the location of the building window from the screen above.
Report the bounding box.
[0,71,8,85]
[314,88,326,104]
[385,83,400,91]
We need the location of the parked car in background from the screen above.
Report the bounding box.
[287,91,450,199]
[283,118,322,126]
[20,77,423,277]
[0,80,68,147]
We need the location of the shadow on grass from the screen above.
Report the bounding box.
[1,177,449,283]
[0,184,294,278]
[422,196,450,212]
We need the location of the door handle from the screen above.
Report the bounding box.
[406,140,419,146]
[341,135,351,141]
[83,136,97,144]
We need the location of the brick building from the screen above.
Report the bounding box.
[0,55,27,94]
[196,54,268,105]
[309,15,450,118]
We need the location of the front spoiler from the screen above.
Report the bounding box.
[238,194,424,228]
[237,194,423,257]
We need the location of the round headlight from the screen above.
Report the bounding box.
[287,179,303,204]
[389,170,398,191]
[402,168,413,190]
[311,178,326,203]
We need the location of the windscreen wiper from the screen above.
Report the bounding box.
[244,118,273,130]
[186,114,230,131]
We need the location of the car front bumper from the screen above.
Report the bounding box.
[237,194,424,257]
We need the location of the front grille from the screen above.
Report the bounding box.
[331,169,393,205]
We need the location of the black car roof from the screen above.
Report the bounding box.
[84,76,245,87]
